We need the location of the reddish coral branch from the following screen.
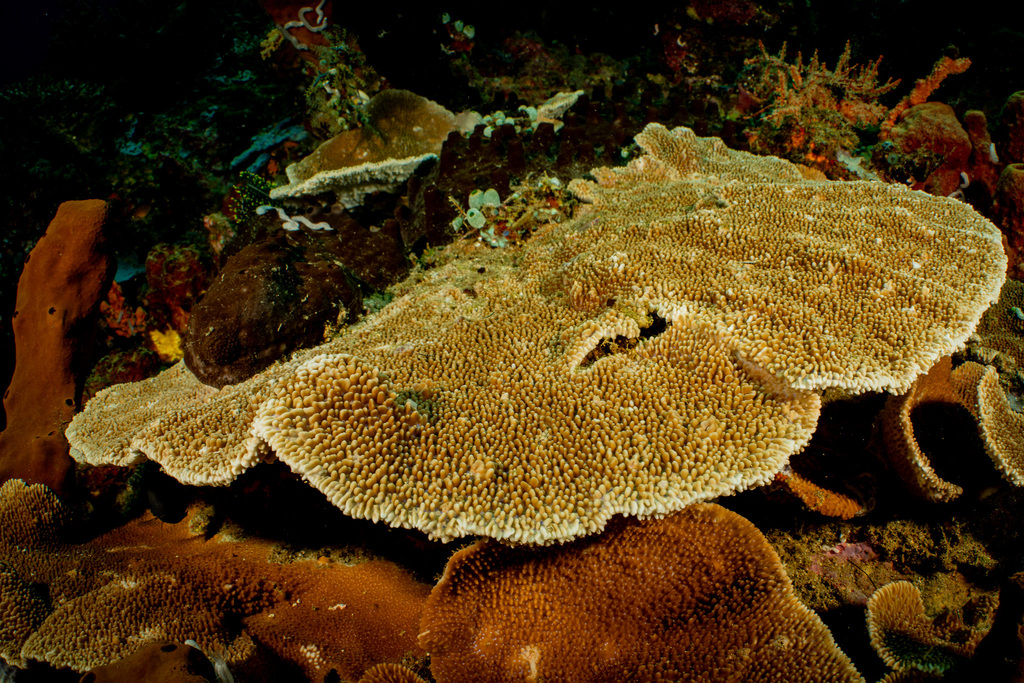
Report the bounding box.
[881,55,972,137]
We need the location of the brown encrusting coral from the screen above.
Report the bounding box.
[68,124,1006,544]
[79,641,219,683]
[419,504,864,682]
[0,479,429,677]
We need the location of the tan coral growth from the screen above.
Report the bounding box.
[419,504,864,682]
[0,567,48,668]
[880,357,964,502]
[70,123,1006,544]
[867,581,996,674]
[67,360,286,486]
[0,479,68,547]
[358,663,428,683]
[950,361,1024,486]
[881,357,1024,498]
[968,278,1024,371]
[0,480,68,667]
[271,89,476,206]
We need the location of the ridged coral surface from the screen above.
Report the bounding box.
[68,124,1006,544]
[420,504,864,682]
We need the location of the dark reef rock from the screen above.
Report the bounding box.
[184,226,364,388]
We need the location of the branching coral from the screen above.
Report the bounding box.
[743,41,900,165]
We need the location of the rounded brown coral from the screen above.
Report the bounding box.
[419,503,863,682]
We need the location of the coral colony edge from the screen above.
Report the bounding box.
[2,3,1024,682]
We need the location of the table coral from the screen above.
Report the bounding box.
[419,504,864,682]
[880,357,965,502]
[881,354,1024,499]
[950,361,1024,487]
[68,124,1006,544]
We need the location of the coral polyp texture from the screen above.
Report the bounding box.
[68,124,1006,544]
[419,504,864,682]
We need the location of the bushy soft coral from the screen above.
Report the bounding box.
[742,41,900,172]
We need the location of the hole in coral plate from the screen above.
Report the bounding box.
[47,430,55,436]
[48,307,56,314]
[65,398,75,407]
[12,310,18,318]
[161,643,177,653]
[578,312,670,370]
[478,266,486,273]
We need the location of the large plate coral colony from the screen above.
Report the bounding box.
[2,3,1024,682]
